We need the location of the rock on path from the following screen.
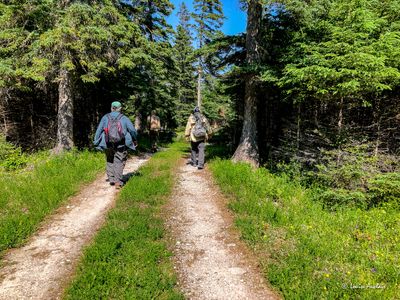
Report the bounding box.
[167,162,279,300]
[0,155,150,300]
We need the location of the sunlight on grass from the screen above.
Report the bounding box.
[65,142,186,299]
[209,158,399,299]
[0,150,104,253]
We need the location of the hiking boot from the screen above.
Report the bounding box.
[115,182,124,189]
[197,166,204,170]
[109,182,115,186]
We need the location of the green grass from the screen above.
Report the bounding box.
[65,142,186,300]
[0,150,104,253]
[209,158,399,299]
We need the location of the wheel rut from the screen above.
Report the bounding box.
[166,160,279,300]
[0,155,150,300]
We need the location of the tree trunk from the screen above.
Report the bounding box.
[54,69,74,153]
[59,0,72,9]
[232,0,262,167]
[296,104,301,151]
[337,97,344,164]
[374,98,381,157]
[197,66,202,108]
[197,12,205,109]
[338,96,344,138]
[0,88,8,136]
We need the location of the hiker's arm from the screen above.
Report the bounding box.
[184,117,192,139]
[147,116,151,130]
[157,117,161,130]
[205,118,212,135]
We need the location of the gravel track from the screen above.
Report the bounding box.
[0,153,280,300]
[0,155,150,300]
[166,161,279,300]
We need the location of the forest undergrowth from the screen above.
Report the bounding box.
[208,144,399,299]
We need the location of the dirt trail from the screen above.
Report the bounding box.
[0,155,150,300]
[166,161,279,300]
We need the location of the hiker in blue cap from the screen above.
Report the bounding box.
[93,101,138,188]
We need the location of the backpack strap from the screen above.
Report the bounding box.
[194,112,202,121]
[107,113,123,119]
[106,113,123,126]
[105,113,111,129]
[105,113,124,130]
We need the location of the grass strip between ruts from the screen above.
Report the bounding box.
[0,150,104,254]
[209,158,399,300]
[65,142,186,300]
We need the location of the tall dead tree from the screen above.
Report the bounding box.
[232,0,262,167]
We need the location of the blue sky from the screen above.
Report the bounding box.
[166,0,247,35]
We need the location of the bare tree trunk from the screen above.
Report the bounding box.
[197,66,202,108]
[59,0,72,9]
[197,16,204,110]
[232,0,262,167]
[337,97,344,164]
[54,69,74,153]
[374,98,381,157]
[338,96,344,138]
[0,88,8,136]
[314,103,319,129]
[296,104,301,151]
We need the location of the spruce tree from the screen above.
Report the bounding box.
[192,0,224,108]
[277,0,400,149]
[123,0,177,128]
[0,1,149,151]
[174,2,196,125]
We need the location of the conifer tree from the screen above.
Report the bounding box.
[0,1,149,151]
[174,2,196,125]
[123,0,177,127]
[192,0,224,108]
[277,0,400,149]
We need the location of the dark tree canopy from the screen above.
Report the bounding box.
[0,0,398,168]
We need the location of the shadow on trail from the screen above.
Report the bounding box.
[123,170,142,183]
[206,143,233,160]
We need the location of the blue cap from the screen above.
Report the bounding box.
[111,101,121,108]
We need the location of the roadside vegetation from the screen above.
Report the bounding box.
[65,142,185,300]
[0,138,104,253]
[208,146,399,299]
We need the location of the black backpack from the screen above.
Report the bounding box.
[105,113,124,144]
[192,112,207,139]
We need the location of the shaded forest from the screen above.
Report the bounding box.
[1,1,399,298]
[1,0,399,177]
